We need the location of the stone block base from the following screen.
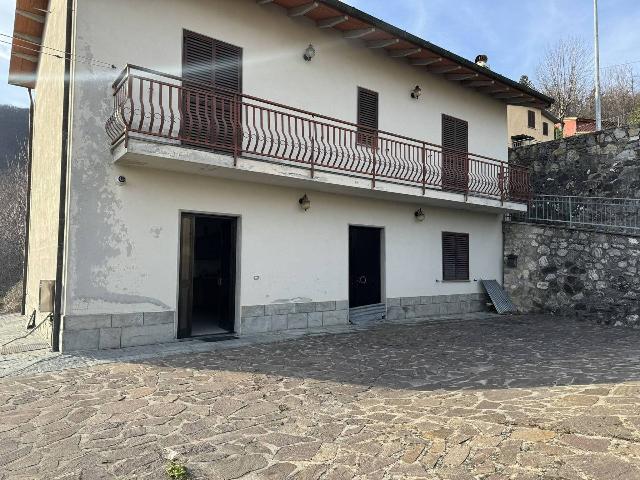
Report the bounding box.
[386,293,489,322]
[241,300,349,334]
[61,311,175,352]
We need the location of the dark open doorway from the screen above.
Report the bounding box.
[349,226,382,308]
[178,213,237,338]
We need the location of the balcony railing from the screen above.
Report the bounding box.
[106,65,530,202]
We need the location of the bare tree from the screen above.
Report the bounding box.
[0,141,28,305]
[536,37,592,119]
[599,65,638,124]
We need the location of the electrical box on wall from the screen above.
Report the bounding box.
[39,280,56,313]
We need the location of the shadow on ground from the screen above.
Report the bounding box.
[130,314,640,391]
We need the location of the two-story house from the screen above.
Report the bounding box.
[507,105,561,147]
[9,0,552,352]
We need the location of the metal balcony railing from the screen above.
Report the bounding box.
[507,195,640,234]
[106,65,531,202]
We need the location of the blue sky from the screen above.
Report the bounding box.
[1,0,639,107]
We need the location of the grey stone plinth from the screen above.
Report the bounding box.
[63,315,111,331]
[112,313,143,328]
[315,301,336,312]
[322,310,348,326]
[143,311,175,325]
[271,315,288,332]
[287,313,308,330]
[99,327,122,350]
[265,303,297,316]
[308,312,323,328]
[121,323,174,348]
[242,305,265,318]
[243,316,272,334]
[61,329,100,351]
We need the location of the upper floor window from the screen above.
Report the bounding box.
[357,87,378,146]
[442,232,469,281]
[543,122,549,136]
[527,110,536,129]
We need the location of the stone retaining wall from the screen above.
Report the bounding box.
[241,300,349,334]
[504,222,640,327]
[61,311,175,351]
[510,125,640,198]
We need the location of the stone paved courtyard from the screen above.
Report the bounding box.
[2,315,640,479]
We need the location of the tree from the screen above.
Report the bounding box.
[0,141,28,307]
[630,104,640,126]
[535,37,592,119]
[519,75,535,89]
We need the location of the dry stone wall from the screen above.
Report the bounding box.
[504,222,640,327]
[509,125,640,198]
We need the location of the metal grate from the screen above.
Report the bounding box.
[481,280,518,314]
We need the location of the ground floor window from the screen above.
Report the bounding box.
[442,232,469,281]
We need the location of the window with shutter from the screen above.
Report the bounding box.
[543,122,549,136]
[442,232,470,281]
[441,114,469,192]
[182,30,242,152]
[357,87,378,147]
[528,110,536,128]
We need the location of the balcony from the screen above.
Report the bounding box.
[106,65,530,208]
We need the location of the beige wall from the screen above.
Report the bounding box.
[60,0,509,319]
[24,0,69,318]
[507,105,554,145]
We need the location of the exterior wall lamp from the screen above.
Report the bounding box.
[411,85,422,99]
[299,194,311,211]
[303,44,316,62]
[414,208,425,222]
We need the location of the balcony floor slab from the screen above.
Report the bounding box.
[113,138,527,213]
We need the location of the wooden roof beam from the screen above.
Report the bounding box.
[288,2,319,17]
[15,8,46,23]
[13,52,39,63]
[317,15,349,28]
[494,92,525,99]
[388,48,421,58]
[343,27,376,39]
[410,57,442,66]
[429,65,461,74]
[447,73,478,81]
[463,80,495,88]
[366,38,400,49]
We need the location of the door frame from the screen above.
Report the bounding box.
[347,224,386,309]
[176,210,241,338]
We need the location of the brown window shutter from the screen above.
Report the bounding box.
[357,87,378,146]
[441,115,469,192]
[182,30,242,151]
[442,232,469,281]
[528,110,535,128]
[212,40,242,94]
[543,122,549,136]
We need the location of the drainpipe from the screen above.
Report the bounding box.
[52,0,74,352]
[21,88,34,315]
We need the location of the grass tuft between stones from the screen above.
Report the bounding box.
[166,460,189,480]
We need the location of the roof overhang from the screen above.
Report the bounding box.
[258,0,554,108]
[7,0,49,89]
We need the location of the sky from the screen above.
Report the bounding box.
[1,0,639,108]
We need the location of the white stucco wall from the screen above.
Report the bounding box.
[63,0,509,317]
[24,0,68,315]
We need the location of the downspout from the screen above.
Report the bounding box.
[21,88,34,315]
[52,0,74,352]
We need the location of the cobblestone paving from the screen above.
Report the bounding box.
[1,315,640,479]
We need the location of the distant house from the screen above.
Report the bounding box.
[8,0,552,352]
[561,117,617,137]
[508,106,560,147]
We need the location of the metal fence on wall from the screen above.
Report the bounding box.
[507,195,640,234]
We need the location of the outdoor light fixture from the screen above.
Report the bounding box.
[414,208,425,222]
[411,85,422,99]
[303,44,316,62]
[299,194,311,211]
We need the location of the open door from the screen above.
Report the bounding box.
[349,226,385,323]
[178,213,237,338]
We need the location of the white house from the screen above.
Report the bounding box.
[8,0,552,352]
